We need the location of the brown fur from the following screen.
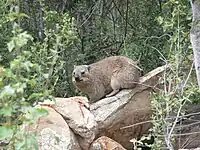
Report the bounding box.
[72,56,140,102]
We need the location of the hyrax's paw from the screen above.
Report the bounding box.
[106,89,120,97]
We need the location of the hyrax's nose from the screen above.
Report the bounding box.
[75,76,80,81]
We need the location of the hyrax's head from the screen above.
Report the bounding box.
[72,65,91,84]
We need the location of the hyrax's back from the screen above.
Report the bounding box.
[91,56,140,91]
[72,56,140,102]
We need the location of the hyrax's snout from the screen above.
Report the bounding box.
[74,74,83,82]
[75,76,80,81]
[73,72,79,81]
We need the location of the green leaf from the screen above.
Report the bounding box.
[15,138,25,150]
[28,135,39,150]
[0,126,13,140]
[33,108,49,118]
[0,105,12,116]
[27,79,37,87]
[43,73,49,79]
[29,108,49,122]
[0,81,4,87]
[7,40,15,52]
[18,13,30,19]
[1,85,15,97]
[157,16,163,25]
[28,93,43,100]
[15,134,39,150]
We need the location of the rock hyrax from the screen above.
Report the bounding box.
[72,56,140,102]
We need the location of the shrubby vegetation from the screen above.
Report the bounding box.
[0,0,198,149]
[136,1,198,149]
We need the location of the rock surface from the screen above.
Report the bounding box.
[54,97,98,150]
[90,136,126,150]
[27,105,81,150]
[90,65,168,149]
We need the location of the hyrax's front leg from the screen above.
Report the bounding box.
[106,76,120,97]
[89,94,99,103]
[89,83,106,102]
[106,89,119,97]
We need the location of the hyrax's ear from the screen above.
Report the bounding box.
[73,65,76,69]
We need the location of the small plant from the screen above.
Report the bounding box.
[0,26,51,149]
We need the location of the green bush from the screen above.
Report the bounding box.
[0,1,77,149]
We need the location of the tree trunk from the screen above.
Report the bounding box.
[38,0,45,40]
[190,0,200,88]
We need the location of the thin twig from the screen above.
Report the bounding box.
[120,111,200,129]
[151,46,167,63]
[167,99,185,149]
[136,81,163,91]
[158,131,200,137]
[120,120,153,129]
[181,61,194,95]
[79,0,100,27]
[174,120,200,130]
[143,34,172,43]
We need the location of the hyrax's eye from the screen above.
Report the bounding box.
[81,71,85,75]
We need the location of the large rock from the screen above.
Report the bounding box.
[90,136,126,150]
[27,105,81,150]
[54,97,98,150]
[90,65,169,149]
